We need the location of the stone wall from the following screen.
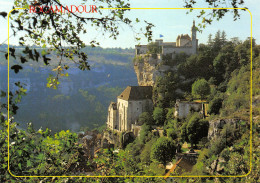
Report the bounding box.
[106,103,118,130]
[174,100,203,119]
[117,98,153,131]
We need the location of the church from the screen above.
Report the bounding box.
[106,86,153,132]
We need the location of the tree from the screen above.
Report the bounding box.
[180,122,188,143]
[186,113,209,147]
[0,0,154,90]
[139,112,154,126]
[208,97,223,115]
[140,138,157,165]
[192,78,210,99]
[0,0,251,181]
[153,107,165,126]
[184,1,247,30]
[139,124,152,144]
[221,31,227,45]
[207,33,213,46]
[150,137,176,166]
[166,128,178,140]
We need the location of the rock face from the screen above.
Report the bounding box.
[208,118,240,141]
[134,54,175,86]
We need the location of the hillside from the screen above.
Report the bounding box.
[0,45,137,132]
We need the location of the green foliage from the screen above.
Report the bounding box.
[192,78,210,99]
[140,138,157,165]
[220,65,251,118]
[186,113,209,147]
[153,72,180,108]
[0,120,80,181]
[180,122,188,143]
[139,124,152,144]
[166,128,178,140]
[138,112,154,125]
[150,137,176,166]
[153,107,165,126]
[208,97,223,115]
[166,107,175,121]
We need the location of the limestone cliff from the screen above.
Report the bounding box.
[133,54,176,86]
[207,118,240,141]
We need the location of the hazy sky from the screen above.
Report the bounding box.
[0,0,259,48]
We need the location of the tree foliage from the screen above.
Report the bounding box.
[1,0,154,89]
[139,112,154,126]
[150,137,176,166]
[186,113,209,147]
[192,78,210,99]
[208,97,223,115]
[153,107,165,126]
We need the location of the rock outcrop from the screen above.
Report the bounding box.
[134,54,176,86]
[208,118,240,141]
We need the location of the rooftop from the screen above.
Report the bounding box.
[118,86,153,101]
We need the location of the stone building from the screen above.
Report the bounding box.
[174,99,208,119]
[106,86,153,132]
[135,21,198,58]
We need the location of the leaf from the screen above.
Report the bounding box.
[27,160,32,167]
[43,55,50,65]
[37,153,44,160]
[33,17,37,28]
[0,11,7,18]
[17,150,22,156]
[34,49,40,62]
[41,50,46,56]
[11,65,23,73]
[20,56,27,63]
[9,47,16,59]
[1,91,6,97]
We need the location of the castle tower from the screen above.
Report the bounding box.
[191,20,197,54]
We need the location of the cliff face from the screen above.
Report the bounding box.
[207,118,240,141]
[134,54,175,86]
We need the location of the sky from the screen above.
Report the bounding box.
[0,0,259,48]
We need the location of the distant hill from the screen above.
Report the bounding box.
[0,45,137,132]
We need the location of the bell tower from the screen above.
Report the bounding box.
[191,20,197,54]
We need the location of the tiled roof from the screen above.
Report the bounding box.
[118,86,153,101]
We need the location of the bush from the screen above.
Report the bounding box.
[208,97,223,115]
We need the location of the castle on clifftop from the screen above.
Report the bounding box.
[135,21,198,58]
[106,22,199,134]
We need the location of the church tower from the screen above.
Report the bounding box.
[191,20,197,54]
